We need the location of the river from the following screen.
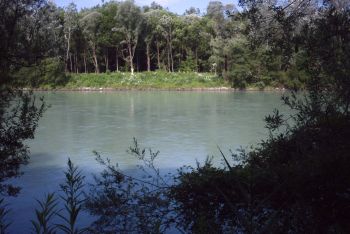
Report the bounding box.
[6,91,286,233]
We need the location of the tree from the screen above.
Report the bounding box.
[99,1,120,72]
[180,15,211,72]
[185,7,201,16]
[81,11,102,73]
[114,0,143,74]
[64,3,78,72]
[206,2,237,76]
[158,14,176,72]
[143,12,156,72]
[0,0,47,196]
[147,9,168,70]
[143,9,166,71]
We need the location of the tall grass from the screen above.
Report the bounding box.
[31,193,58,234]
[0,198,10,233]
[30,159,86,234]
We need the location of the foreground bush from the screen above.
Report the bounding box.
[170,93,350,233]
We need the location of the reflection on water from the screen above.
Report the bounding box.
[7,91,285,233]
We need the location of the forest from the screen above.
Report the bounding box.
[8,0,313,89]
[1,0,350,233]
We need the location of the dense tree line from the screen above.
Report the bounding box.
[9,0,323,89]
[41,0,235,74]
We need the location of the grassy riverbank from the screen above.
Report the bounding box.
[63,72,226,89]
[30,71,285,91]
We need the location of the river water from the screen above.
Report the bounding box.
[6,91,286,233]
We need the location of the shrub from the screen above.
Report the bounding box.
[179,56,198,72]
[40,58,68,87]
[14,58,68,88]
[229,68,250,89]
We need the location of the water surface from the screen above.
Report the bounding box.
[7,91,286,233]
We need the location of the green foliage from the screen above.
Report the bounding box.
[0,90,46,196]
[229,66,250,89]
[167,2,350,233]
[1,0,350,233]
[41,58,69,87]
[85,144,174,233]
[57,159,86,234]
[0,0,59,84]
[64,72,225,89]
[78,6,350,232]
[0,0,47,200]
[168,89,350,232]
[31,159,86,234]
[179,56,198,72]
[31,193,58,234]
[170,160,236,232]
[15,58,68,88]
[1,0,315,89]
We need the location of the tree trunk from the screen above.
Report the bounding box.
[92,46,99,73]
[116,48,119,72]
[166,37,171,72]
[195,48,198,72]
[156,41,161,69]
[70,53,73,72]
[105,48,109,72]
[167,44,171,72]
[75,54,79,73]
[167,37,174,72]
[65,30,71,72]
[146,43,151,72]
[169,32,174,72]
[130,61,134,74]
[83,51,87,73]
[224,54,228,80]
[170,44,174,72]
[128,43,134,74]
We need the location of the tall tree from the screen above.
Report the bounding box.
[114,0,143,74]
[143,10,163,71]
[207,2,236,76]
[81,11,102,73]
[64,3,78,72]
[99,2,120,72]
[158,14,176,72]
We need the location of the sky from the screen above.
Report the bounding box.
[53,0,238,15]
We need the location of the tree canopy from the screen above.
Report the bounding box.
[3,0,333,89]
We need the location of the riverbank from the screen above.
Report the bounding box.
[29,87,286,92]
[30,71,285,91]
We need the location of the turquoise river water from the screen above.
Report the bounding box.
[6,91,286,233]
